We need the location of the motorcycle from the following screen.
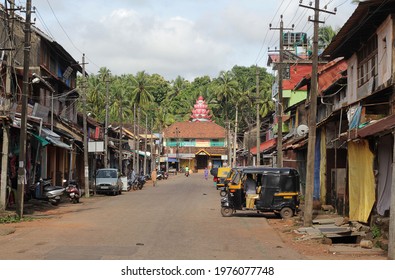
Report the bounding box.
[185,170,190,177]
[64,179,80,203]
[157,170,168,180]
[29,178,65,206]
[129,177,139,191]
[136,175,146,190]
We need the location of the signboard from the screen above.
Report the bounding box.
[88,141,104,152]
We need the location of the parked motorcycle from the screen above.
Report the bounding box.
[136,175,146,190]
[129,177,139,191]
[64,179,80,203]
[29,178,65,206]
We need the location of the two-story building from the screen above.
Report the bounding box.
[318,0,395,224]
[162,96,227,171]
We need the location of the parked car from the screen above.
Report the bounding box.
[94,168,123,195]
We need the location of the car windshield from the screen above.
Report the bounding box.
[96,170,117,178]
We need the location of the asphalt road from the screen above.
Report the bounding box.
[0,172,305,260]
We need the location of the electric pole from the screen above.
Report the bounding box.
[270,15,294,168]
[82,54,90,198]
[104,75,109,168]
[256,66,260,166]
[118,93,123,174]
[300,0,335,227]
[144,112,148,174]
[1,0,16,210]
[16,0,32,218]
[233,105,238,167]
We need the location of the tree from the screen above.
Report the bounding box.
[318,25,337,49]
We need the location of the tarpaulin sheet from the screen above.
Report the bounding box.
[314,129,321,200]
[377,134,392,215]
[320,129,327,204]
[348,140,375,223]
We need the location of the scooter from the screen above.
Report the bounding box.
[136,175,146,190]
[185,171,190,177]
[156,170,168,180]
[129,177,139,191]
[64,179,80,203]
[29,178,65,206]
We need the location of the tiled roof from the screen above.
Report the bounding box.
[293,58,347,96]
[163,121,226,139]
[178,146,227,155]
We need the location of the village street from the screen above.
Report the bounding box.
[0,173,308,260]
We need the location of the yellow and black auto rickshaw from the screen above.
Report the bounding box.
[220,166,300,219]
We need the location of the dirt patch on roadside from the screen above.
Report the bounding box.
[267,216,387,260]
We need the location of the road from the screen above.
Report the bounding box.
[0,172,305,260]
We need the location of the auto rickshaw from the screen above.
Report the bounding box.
[213,167,231,195]
[220,166,300,219]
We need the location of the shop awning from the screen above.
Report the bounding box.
[31,133,50,147]
[46,136,72,150]
[41,127,72,150]
[168,158,179,163]
[250,138,277,155]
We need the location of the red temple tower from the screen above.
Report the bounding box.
[190,96,212,122]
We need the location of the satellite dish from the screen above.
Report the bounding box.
[296,124,309,137]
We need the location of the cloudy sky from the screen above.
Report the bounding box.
[29,0,358,81]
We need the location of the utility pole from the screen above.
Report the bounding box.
[150,118,154,171]
[144,113,148,174]
[136,107,140,175]
[300,0,335,226]
[16,0,32,217]
[104,76,109,168]
[118,94,123,174]
[1,0,16,210]
[82,54,90,198]
[232,105,238,167]
[270,15,293,168]
[255,66,260,166]
[133,103,136,171]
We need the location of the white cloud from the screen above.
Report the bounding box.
[32,0,358,81]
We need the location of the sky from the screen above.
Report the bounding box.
[25,0,359,81]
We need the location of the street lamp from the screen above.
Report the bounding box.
[32,73,55,131]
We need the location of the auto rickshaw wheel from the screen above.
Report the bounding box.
[220,190,227,197]
[280,207,294,219]
[221,207,233,217]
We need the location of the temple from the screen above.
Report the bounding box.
[190,96,212,122]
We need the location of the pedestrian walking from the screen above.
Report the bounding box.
[204,167,209,180]
[151,169,157,187]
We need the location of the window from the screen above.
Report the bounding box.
[357,35,378,87]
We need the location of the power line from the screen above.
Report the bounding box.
[45,0,83,56]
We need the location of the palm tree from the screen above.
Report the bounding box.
[214,71,239,126]
[130,71,154,106]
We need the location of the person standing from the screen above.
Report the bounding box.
[204,167,209,180]
[151,169,157,187]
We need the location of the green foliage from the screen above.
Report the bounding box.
[80,65,274,133]
[0,215,33,224]
[371,225,382,239]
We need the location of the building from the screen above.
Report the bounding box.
[162,96,227,171]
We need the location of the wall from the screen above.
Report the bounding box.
[377,15,393,86]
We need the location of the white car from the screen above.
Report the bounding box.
[94,168,123,195]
